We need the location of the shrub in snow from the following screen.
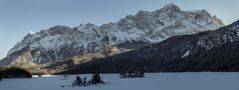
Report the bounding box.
[71,73,106,87]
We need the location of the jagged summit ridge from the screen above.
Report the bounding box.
[157,3,181,12]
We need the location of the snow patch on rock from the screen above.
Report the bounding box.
[182,50,190,58]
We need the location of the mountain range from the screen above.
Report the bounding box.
[0,4,227,74]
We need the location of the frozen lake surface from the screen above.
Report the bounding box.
[1,72,239,90]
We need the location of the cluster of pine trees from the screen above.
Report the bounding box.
[0,66,32,79]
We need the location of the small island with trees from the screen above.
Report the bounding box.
[119,69,145,78]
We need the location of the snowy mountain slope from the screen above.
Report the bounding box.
[0,3,224,66]
[65,20,239,73]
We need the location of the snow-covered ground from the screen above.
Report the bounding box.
[1,72,239,90]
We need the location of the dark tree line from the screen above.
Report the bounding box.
[0,66,32,79]
[60,39,239,74]
[0,74,1,81]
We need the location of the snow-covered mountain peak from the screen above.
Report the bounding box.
[28,31,34,35]
[77,23,100,30]
[158,3,181,13]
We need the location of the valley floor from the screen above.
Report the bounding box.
[0,72,239,90]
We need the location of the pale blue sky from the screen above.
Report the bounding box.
[0,0,239,59]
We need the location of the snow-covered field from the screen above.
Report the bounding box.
[1,72,239,90]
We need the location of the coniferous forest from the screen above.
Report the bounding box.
[0,66,32,79]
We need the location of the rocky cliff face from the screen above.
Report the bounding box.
[0,3,224,66]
